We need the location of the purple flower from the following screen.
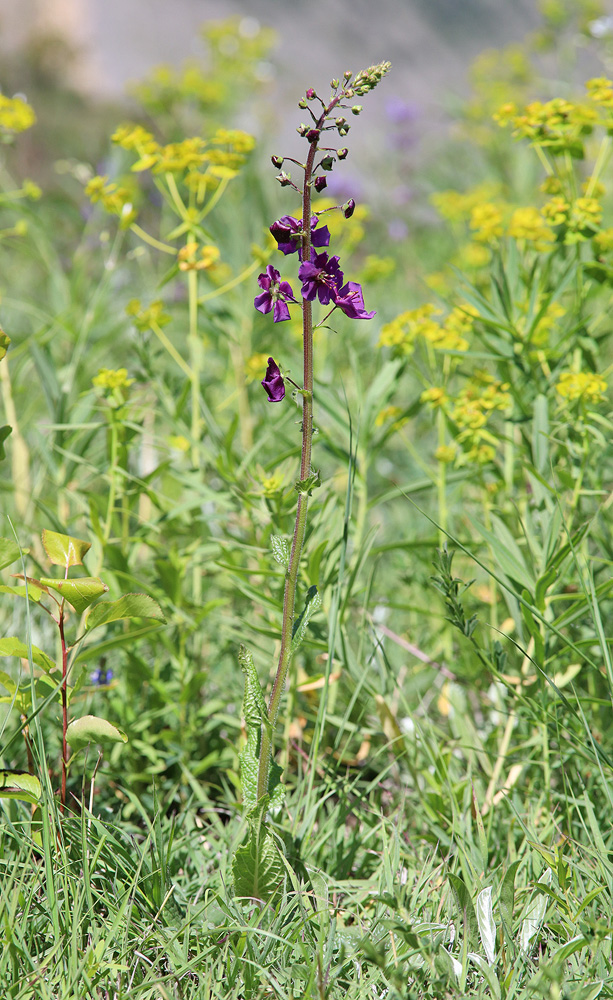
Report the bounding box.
[261,357,285,402]
[299,252,344,305]
[269,215,330,256]
[91,666,113,685]
[254,265,296,323]
[333,281,375,320]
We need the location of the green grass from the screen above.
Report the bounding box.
[1,7,613,998]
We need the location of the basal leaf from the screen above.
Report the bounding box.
[232,796,285,904]
[448,873,479,947]
[66,715,128,752]
[41,530,91,568]
[85,593,166,631]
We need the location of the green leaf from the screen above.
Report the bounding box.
[448,873,479,947]
[0,583,45,602]
[38,576,108,614]
[66,715,128,752]
[85,593,166,631]
[238,645,270,813]
[295,470,321,496]
[0,329,9,361]
[0,637,55,673]
[468,514,535,592]
[0,538,24,571]
[291,585,322,654]
[41,530,91,568]
[0,770,41,805]
[499,859,521,936]
[270,535,290,567]
[532,394,549,475]
[0,425,11,461]
[232,796,285,904]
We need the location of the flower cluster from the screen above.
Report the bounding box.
[378,304,475,356]
[254,65,390,399]
[0,95,36,134]
[555,371,607,404]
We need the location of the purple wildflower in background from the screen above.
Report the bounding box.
[270,215,330,256]
[334,281,376,319]
[261,357,286,402]
[91,665,113,685]
[254,265,296,323]
[299,252,344,305]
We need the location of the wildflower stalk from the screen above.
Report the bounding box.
[254,66,388,801]
[256,143,316,802]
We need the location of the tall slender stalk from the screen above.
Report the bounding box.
[253,64,390,802]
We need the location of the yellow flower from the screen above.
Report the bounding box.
[556,371,607,403]
[456,242,491,270]
[594,227,613,254]
[0,95,36,133]
[430,183,500,224]
[126,298,171,331]
[85,175,137,227]
[586,76,613,109]
[470,203,504,243]
[508,207,554,247]
[420,387,448,407]
[378,305,441,353]
[540,176,563,195]
[375,405,404,427]
[435,444,457,464]
[92,368,134,391]
[542,196,569,226]
[178,242,221,271]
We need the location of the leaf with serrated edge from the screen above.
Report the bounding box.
[0,770,41,805]
[0,637,55,672]
[270,535,290,567]
[291,585,321,654]
[41,530,91,567]
[66,715,128,752]
[232,796,285,904]
[39,577,108,614]
[86,594,165,630]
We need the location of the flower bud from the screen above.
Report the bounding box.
[306,87,316,100]
[298,98,307,109]
[338,125,350,136]
[351,105,363,115]
[331,79,340,89]
[342,198,356,218]
[320,155,335,170]
[297,124,310,136]
[337,148,348,160]
[344,70,353,80]
[306,128,321,143]
[314,175,327,192]
[335,117,347,128]
[271,154,283,168]
[276,171,292,186]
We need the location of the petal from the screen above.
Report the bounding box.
[254,291,273,314]
[273,299,291,322]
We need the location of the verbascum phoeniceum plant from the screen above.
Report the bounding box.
[233,63,390,904]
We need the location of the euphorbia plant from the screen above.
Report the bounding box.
[233,63,390,903]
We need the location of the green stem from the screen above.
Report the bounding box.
[104,415,119,542]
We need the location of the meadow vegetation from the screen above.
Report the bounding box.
[1,4,613,997]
